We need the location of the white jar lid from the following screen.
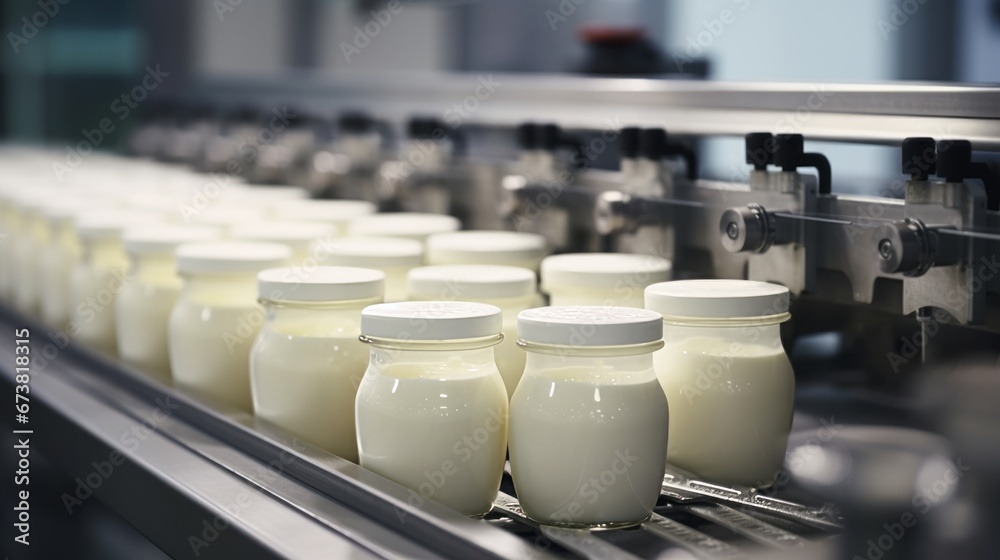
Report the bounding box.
[273,199,377,223]
[361,301,502,341]
[645,279,790,319]
[183,206,267,227]
[425,230,548,265]
[258,266,384,302]
[176,241,292,275]
[75,210,167,240]
[223,184,309,201]
[123,225,223,256]
[325,236,424,268]
[408,265,537,300]
[517,306,663,347]
[540,252,671,291]
[347,212,460,240]
[229,221,335,250]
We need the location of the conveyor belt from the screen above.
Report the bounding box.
[0,305,844,558]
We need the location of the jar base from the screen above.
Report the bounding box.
[530,512,651,531]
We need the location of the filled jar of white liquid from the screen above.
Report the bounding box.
[229,221,335,264]
[70,211,165,356]
[355,301,508,516]
[250,266,384,461]
[407,265,537,400]
[425,230,549,271]
[272,199,377,236]
[325,236,423,302]
[347,212,460,242]
[646,279,794,487]
[508,306,669,528]
[116,225,222,383]
[541,253,671,308]
[183,206,267,233]
[11,192,55,315]
[169,242,292,412]
[39,199,92,327]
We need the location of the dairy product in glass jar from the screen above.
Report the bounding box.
[250,266,384,461]
[70,210,165,356]
[347,212,460,242]
[229,221,335,264]
[355,301,507,516]
[324,236,423,302]
[646,279,794,487]
[169,241,291,412]
[272,199,377,236]
[509,306,668,528]
[116,225,222,383]
[541,253,671,307]
[425,230,548,271]
[406,264,537,399]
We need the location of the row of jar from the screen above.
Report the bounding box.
[238,265,794,529]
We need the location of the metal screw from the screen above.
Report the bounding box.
[726,222,740,240]
[878,239,894,260]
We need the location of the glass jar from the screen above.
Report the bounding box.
[229,221,335,264]
[407,265,537,400]
[169,242,292,412]
[540,253,671,308]
[116,225,222,383]
[250,266,384,461]
[324,236,424,302]
[425,230,549,271]
[70,211,164,356]
[508,306,669,529]
[355,301,508,516]
[646,279,795,487]
[11,194,51,316]
[39,200,96,327]
[272,199,377,236]
[0,187,21,301]
[347,212,460,242]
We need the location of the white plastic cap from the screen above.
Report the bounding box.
[123,225,223,256]
[176,242,292,275]
[75,210,167,240]
[273,199,377,223]
[347,212,460,241]
[517,306,663,347]
[183,206,267,227]
[425,230,548,267]
[229,221,335,251]
[540,253,671,291]
[324,236,424,268]
[408,265,537,300]
[40,197,113,224]
[258,266,384,302]
[223,184,309,202]
[361,301,502,341]
[644,279,790,319]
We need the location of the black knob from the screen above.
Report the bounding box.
[339,112,374,134]
[517,123,537,150]
[936,139,972,182]
[406,117,427,139]
[772,134,804,171]
[745,132,774,170]
[720,205,771,253]
[876,219,929,276]
[620,127,640,159]
[536,123,560,150]
[901,137,936,180]
[638,128,666,160]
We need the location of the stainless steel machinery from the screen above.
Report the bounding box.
[4,72,1000,559]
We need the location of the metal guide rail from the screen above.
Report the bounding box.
[0,306,843,559]
[185,72,1000,148]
